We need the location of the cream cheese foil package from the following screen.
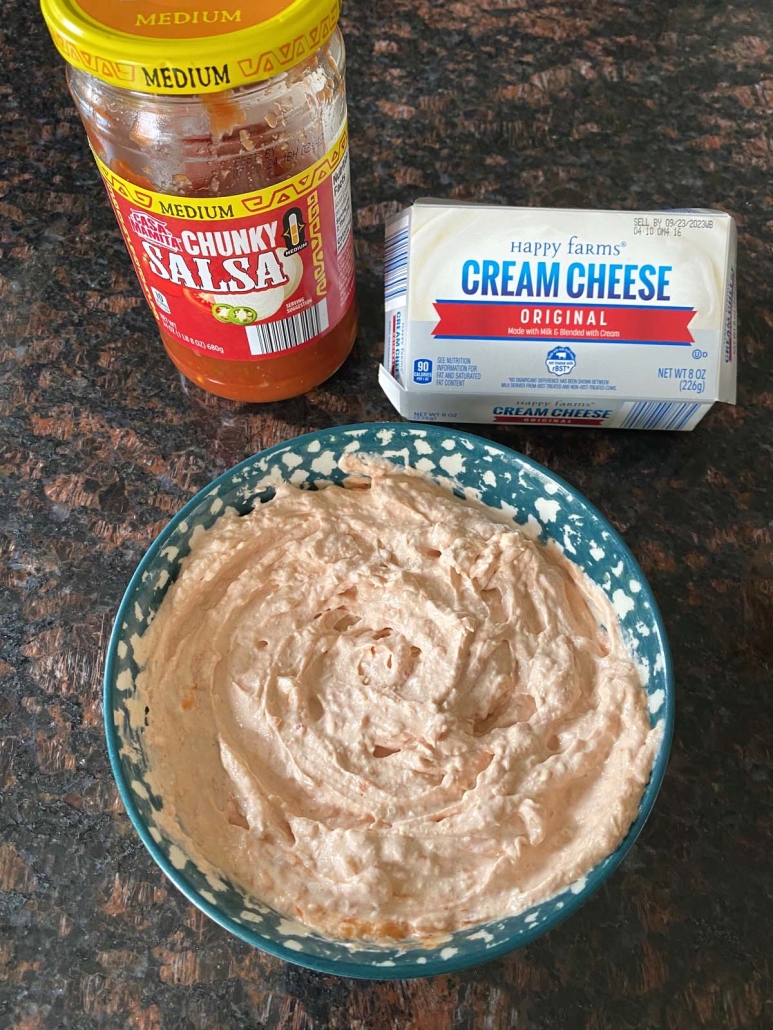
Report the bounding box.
[380,200,737,429]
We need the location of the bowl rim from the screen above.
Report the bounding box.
[104,421,675,980]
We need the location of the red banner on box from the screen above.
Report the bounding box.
[433,301,695,345]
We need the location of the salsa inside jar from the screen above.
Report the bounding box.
[43,0,357,402]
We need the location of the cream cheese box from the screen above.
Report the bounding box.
[380,200,737,429]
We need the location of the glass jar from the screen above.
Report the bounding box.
[41,1,357,402]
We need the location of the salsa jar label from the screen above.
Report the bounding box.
[95,123,354,361]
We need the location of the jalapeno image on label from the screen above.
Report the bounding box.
[212,303,234,323]
[228,306,259,326]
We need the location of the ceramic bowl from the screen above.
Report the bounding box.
[104,422,673,979]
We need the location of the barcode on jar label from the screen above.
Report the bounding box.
[246,299,330,355]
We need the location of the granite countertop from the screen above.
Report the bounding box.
[1,0,771,1027]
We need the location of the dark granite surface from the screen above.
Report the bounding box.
[1,0,772,1026]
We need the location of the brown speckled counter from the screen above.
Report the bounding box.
[1,0,772,1027]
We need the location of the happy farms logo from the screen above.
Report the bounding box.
[128,210,181,251]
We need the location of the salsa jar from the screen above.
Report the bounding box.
[41,0,357,401]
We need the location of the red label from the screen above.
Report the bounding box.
[433,301,695,345]
[95,127,354,361]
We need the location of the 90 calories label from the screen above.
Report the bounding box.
[95,123,354,361]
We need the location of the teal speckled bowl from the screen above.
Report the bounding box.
[104,423,673,979]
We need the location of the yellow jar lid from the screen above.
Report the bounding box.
[40,0,340,94]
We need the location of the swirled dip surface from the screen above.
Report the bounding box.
[137,462,660,940]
